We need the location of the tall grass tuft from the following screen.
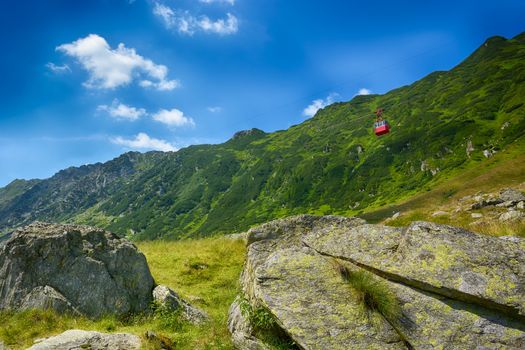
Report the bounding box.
[334,261,401,321]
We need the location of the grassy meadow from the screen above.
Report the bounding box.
[0,236,246,350]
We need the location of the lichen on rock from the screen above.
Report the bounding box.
[229,215,525,349]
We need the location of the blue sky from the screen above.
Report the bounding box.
[0,0,524,187]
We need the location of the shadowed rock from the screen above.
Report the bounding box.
[0,222,155,318]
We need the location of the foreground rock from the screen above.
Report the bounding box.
[0,222,155,318]
[254,247,405,349]
[229,215,525,349]
[304,221,525,318]
[153,285,209,324]
[27,330,141,350]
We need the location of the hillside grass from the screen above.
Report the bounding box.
[0,236,246,350]
[361,138,525,237]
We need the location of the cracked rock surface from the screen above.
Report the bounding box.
[229,215,525,349]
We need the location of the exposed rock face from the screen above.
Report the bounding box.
[229,215,525,349]
[500,188,525,203]
[152,285,209,324]
[500,210,525,222]
[304,221,525,318]
[0,222,155,318]
[27,330,141,350]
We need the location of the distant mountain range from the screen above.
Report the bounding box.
[1,32,525,239]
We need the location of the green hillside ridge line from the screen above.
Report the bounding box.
[1,32,525,239]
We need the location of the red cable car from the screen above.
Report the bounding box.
[373,108,390,136]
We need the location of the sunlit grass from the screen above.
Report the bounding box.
[0,236,246,350]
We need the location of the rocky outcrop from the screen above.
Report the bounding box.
[152,285,209,324]
[0,222,155,318]
[27,330,141,350]
[229,215,525,349]
[304,221,525,318]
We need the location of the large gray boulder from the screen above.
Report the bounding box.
[0,222,155,318]
[230,215,525,350]
[27,330,141,350]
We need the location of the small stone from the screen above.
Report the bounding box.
[432,211,448,217]
[153,285,209,325]
[27,330,141,350]
[391,212,401,219]
[459,195,473,202]
[499,188,525,203]
[471,213,483,218]
[517,201,524,210]
[499,211,524,222]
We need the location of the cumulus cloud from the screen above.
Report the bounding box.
[46,62,71,74]
[207,106,222,113]
[153,3,238,35]
[303,93,339,117]
[199,0,235,4]
[356,88,372,96]
[57,34,180,90]
[97,99,147,121]
[112,133,176,152]
[152,108,196,127]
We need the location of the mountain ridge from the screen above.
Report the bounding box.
[1,32,525,239]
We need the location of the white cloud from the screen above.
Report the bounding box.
[207,106,222,113]
[356,88,372,96]
[112,133,177,152]
[199,0,235,4]
[46,62,71,74]
[153,3,175,27]
[57,34,180,90]
[303,93,339,117]
[198,13,238,35]
[152,108,196,127]
[153,3,238,35]
[97,99,147,121]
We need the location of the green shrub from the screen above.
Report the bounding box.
[238,297,276,330]
[238,297,298,349]
[151,301,184,331]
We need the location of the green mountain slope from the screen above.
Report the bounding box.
[1,32,525,239]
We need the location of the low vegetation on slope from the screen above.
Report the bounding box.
[1,32,525,239]
[0,236,246,350]
[362,138,525,237]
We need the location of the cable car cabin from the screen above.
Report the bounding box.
[374,120,390,136]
